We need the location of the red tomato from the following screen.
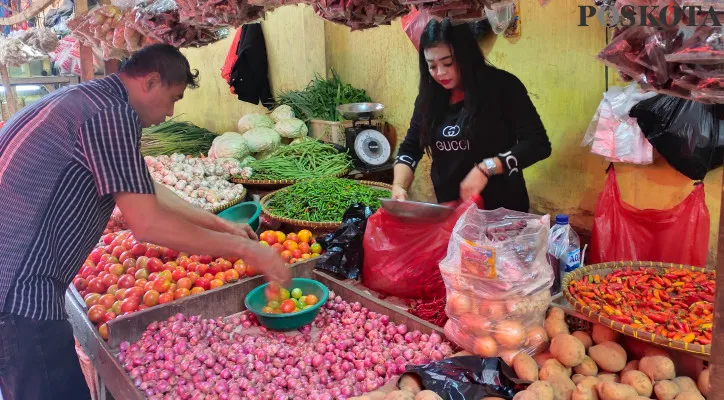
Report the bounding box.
[108,264,124,277]
[119,251,134,265]
[89,248,106,264]
[197,264,209,276]
[245,264,258,277]
[122,258,136,272]
[190,255,200,263]
[291,249,302,259]
[98,294,116,309]
[117,274,136,289]
[114,289,126,301]
[111,246,126,260]
[144,281,154,292]
[131,243,147,257]
[298,242,311,255]
[87,305,106,323]
[286,233,299,243]
[163,261,178,271]
[122,239,134,251]
[134,279,147,288]
[280,300,296,313]
[186,262,198,272]
[79,266,94,279]
[148,272,158,282]
[153,279,171,293]
[144,247,161,259]
[137,304,149,311]
[135,256,149,270]
[120,298,139,313]
[158,293,173,304]
[233,260,246,277]
[106,256,119,265]
[178,257,191,269]
[135,268,149,280]
[194,278,210,290]
[143,290,160,307]
[280,250,292,263]
[124,286,144,300]
[85,293,101,308]
[171,268,187,282]
[186,272,200,284]
[100,253,114,263]
[98,323,109,340]
[126,267,137,276]
[203,273,214,282]
[265,284,281,302]
[208,262,221,276]
[209,279,224,290]
[177,277,192,290]
[146,257,163,273]
[102,233,116,245]
[218,259,232,272]
[198,255,213,264]
[164,248,179,260]
[190,287,205,295]
[283,240,298,252]
[106,284,119,296]
[174,288,190,300]
[157,270,172,282]
[271,243,284,254]
[102,312,117,324]
[73,277,88,291]
[224,269,240,283]
[88,278,106,294]
[214,272,226,283]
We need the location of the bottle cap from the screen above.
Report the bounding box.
[555,214,569,225]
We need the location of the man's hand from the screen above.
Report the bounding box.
[391,184,409,201]
[217,219,258,241]
[242,244,291,287]
[460,166,489,201]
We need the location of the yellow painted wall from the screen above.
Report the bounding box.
[174,2,721,264]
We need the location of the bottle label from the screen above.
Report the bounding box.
[565,248,581,272]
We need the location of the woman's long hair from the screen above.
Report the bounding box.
[417,18,494,153]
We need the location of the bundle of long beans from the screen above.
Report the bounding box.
[265,178,389,222]
[244,140,352,181]
[141,119,217,156]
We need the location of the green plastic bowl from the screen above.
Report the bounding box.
[217,202,261,232]
[244,278,329,331]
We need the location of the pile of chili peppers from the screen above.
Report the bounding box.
[569,267,715,346]
[407,298,448,327]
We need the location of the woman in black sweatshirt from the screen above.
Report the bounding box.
[392,18,551,212]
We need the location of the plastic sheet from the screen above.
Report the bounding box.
[314,204,374,280]
[400,356,528,400]
[439,206,552,361]
[588,165,710,267]
[484,0,515,35]
[401,7,439,51]
[630,94,724,179]
[598,27,650,82]
[361,196,481,300]
[665,25,724,65]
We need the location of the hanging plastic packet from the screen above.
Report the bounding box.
[680,64,724,79]
[484,0,516,35]
[665,25,724,65]
[692,78,724,104]
[400,356,529,400]
[598,27,650,82]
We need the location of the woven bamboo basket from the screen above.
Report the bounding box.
[229,170,350,189]
[260,180,392,230]
[209,188,247,214]
[563,260,714,356]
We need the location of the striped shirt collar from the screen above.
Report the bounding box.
[97,73,129,103]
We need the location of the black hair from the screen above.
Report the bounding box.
[417,18,494,153]
[120,44,199,88]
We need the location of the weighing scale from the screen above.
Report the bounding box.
[336,103,394,173]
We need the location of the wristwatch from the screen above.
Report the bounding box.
[480,158,497,177]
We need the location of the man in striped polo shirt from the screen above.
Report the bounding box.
[0,44,289,399]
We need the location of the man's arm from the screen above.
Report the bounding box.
[153,181,257,240]
[115,191,289,285]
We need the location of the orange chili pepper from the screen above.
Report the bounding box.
[682,333,696,343]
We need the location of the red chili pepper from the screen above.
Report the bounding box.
[698,337,711,345]
[700,293,714,302]
[649,313,668,323]
[611,315,632,324]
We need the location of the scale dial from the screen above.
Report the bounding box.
[354,129,391,166]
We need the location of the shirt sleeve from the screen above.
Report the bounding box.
[79,105,156,197]
[394,95,425,171]
[496,75,552,175]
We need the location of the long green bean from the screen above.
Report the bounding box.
[242,141,352,181]
[265,178,388,222]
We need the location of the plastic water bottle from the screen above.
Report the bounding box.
[547,214,581,295]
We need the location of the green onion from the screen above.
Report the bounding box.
[141,117,217,156]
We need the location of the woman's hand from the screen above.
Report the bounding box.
[460,166,489,201]
[392,184,409,201]
[216,219,258,241]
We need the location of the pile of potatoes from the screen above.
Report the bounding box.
[443,289,551,363]
[511,308,711,400]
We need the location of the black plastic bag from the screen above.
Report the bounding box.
[315,203,373,280]
[400,356,528,400]
[630,94,724,180]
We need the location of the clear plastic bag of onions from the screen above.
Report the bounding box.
[439,205,553,364]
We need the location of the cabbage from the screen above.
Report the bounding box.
[208,132,250,159]
[274,118,308,138]
[243,127,281,152]
[237,113,273,134]
[290,136,315,145]
[239,155,256,167]
[270,105,295,122]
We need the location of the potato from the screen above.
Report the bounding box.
[697,369,709,397]
[639,356,676,381]
[572,386,599,400]
[654,380,680,400]
[398,374,423,395]
[675,392,705,400]
[547,375,577,400]
[368,393,387,400]
[512,391,537,400]
[573,331,594,350]
[546,317,570,339]
[540,359,573,380]
[415,390,443,400]
[384,390,415,400]
[574,356,599,377]
[573,374,587,384]
[672,377,700,394]
[589,342,627,373]
[644,346,671,358]
[592,325,620,344]
[527,380,555,400]
[551,334,587,367]
[578,376,602,391]
[535,352,557,367]
[624,397,652,400]
[513,352,539,381]
[598,374,620,383]
[621,370,653,397]
[548,307,566,321]
[622,361,640,375]
[596,382,638,400]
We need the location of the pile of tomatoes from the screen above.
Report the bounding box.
[258,229,323,264]
[262,284,319,314]
[73,231,258,340]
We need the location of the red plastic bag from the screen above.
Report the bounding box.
[401,7,437,51]
[361,195,482,300]
[589,166,709,267]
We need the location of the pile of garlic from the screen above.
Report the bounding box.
[144,154,248,210]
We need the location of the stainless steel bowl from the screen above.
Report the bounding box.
[337,103,385,120]
[380,198,455,223]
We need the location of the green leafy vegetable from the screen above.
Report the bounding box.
[141,118,217,156]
